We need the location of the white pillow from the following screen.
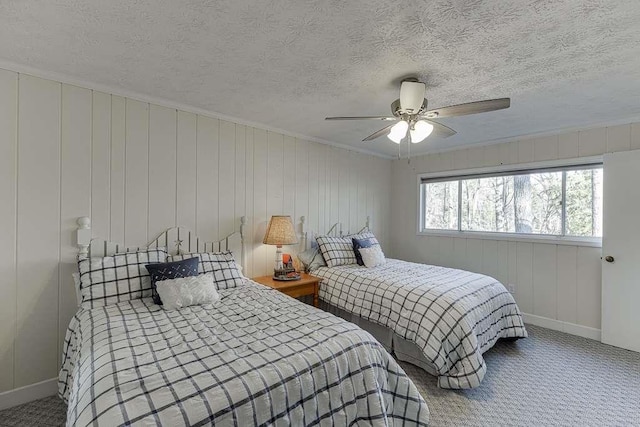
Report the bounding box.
[359,245,386,268]
[156,272,220,310]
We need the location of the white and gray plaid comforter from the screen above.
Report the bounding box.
[58,280,429,426]
[314,259,527,389]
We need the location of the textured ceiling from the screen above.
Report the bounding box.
[1,0,640,157]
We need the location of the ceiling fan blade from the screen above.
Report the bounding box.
[425,98,510,118]
[325,116,396,121]
[424,120,456,138]
[363,123,396,142]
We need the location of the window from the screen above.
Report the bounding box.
[420,164,603,238]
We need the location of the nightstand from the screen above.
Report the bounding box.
[252,273,321,307]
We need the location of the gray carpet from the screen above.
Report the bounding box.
[1,325,638,426]
[0,395,65,427]
[401,325,640,426]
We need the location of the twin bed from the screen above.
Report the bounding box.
[301,219,527,390]
[315,261,526,389]
[59,216,527,426]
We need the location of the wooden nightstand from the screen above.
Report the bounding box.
[252,273,321,307]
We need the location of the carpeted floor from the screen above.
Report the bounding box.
[1,325,638,426]
[401,325,640,426]
[0,395,66,427]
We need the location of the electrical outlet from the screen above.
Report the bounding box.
[507,284,516,293]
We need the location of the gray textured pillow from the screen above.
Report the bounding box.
[156,273,220,310]
[297,247,327,272]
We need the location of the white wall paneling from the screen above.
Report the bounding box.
[283,135,296,220]
[91,91,111,241]
[0,68,392,396]
[16,75,61,388]
[243,128,255,275]
[176,111,197,232]
[306,142,320,235]
[196,115,219,243]
[218,120,236,239]
[109,96,126,244]
[234,125,247,237]
[0,70,17,392]
[124,99,149,247]
[390,120,640,336]
[252,129,268,277]
[59,84,92,366]
[148,105,177,240]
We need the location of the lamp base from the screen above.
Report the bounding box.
[273,266,300,281]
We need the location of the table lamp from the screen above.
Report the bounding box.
[263,215,299,280]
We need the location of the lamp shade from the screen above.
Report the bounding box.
[263,215,298,246]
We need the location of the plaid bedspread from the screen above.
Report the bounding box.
[314,259,528,389]
[58,280,429,426]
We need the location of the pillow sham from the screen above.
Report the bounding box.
[316,235,358,267]
[78,247,167,309]
[167,251,244,290]
[359,245,386,268]
[297,247,327,272]
[156,272,220,310]
[145,257,200,305]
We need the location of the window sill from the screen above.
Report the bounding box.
[416,230,602,247]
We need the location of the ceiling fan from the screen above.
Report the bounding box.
[325,78,510,144]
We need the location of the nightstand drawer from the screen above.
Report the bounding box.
[281,282,316,299]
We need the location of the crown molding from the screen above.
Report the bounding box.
[0,59,393,160]
[408,114,640,158]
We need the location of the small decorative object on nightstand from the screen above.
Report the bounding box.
[263,215,300,281]
[253,273,321,307]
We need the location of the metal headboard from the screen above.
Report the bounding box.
[76,216,247,269]
[300,215,371,250]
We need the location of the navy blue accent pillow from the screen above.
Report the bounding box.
[352,238,375,266]
[145,257,200,305]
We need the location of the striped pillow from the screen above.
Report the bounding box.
[168,251,244,290]
[316,235,358,267]
[78,247,167,309]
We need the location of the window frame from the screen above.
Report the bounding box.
[416,156,603,247]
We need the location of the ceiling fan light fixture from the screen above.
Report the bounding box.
[410,120,434,143]
[388,120,409,144]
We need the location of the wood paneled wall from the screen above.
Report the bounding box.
[390,122,640,336]
[0,69,391,392]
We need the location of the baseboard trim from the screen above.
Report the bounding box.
[0,378,58,411]
[523,313,601,341]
